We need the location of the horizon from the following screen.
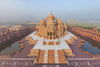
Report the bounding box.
[0,0,100,24]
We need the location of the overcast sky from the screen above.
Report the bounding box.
[0,0,100,23]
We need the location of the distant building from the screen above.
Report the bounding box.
[9,25,22,31]
[93,27,98,33]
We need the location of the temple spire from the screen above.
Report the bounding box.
[49,10,53,16]
[50,11,52,14]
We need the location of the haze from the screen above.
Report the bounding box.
[0,0,100,24]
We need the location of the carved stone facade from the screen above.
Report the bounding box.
[36,13,67,40]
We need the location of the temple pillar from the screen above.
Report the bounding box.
[52,32,54,40]
[49,32,50,40]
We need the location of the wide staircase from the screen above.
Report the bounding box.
[35,50,68,64]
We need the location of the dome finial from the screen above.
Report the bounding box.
[49,10,54,17]
[50,10,52,14]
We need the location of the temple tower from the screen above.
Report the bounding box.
[36,13,67,40]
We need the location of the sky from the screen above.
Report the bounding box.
[0,0,100,24]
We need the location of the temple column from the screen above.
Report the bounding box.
[52,32,54,40]
[61,26,63,36]
[49,32,50,40]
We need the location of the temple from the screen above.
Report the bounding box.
[26,13,77,64]
[36,13,67,40]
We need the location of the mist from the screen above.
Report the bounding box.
[0,0,100,24]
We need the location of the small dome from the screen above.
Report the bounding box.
[40,19,45,24]
[57,18,63,24]
[46,13,57,21]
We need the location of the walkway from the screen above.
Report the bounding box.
[36,50,68,64]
